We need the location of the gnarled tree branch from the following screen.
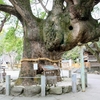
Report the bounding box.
[9,0,43,42]
[0,4,22,21]
[9,0,36,23]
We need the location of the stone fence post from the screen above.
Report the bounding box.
[41,75,46,96]
[6,75,11,96]
[72,73,77,93]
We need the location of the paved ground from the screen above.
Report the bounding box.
[0,73,100,100]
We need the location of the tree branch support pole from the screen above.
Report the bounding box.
[6,75,11,95]
[80,45,85,92]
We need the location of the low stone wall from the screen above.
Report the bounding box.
[0,78,82,96]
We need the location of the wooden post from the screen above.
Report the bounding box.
[6,75,11,96]
[72,73,77,93]
[80,45,85,92]
[41,75,46,96]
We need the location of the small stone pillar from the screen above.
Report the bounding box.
[6,75,11,96]
[41,75,46,96]
[72,73,77,93]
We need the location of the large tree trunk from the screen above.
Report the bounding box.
[15,20,63,85]
[16,36,63,85]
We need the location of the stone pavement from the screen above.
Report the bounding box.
[0,74,100,100]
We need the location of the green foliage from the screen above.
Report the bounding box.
[0,41,4,55]
[62,46,80,60]
[40,12,46,19]
[30,0,34,2]
[15,38,23,61]
[0,12,23,62]
[4,27,16,52]
[0,0,5,4]
[0,26,23,61]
